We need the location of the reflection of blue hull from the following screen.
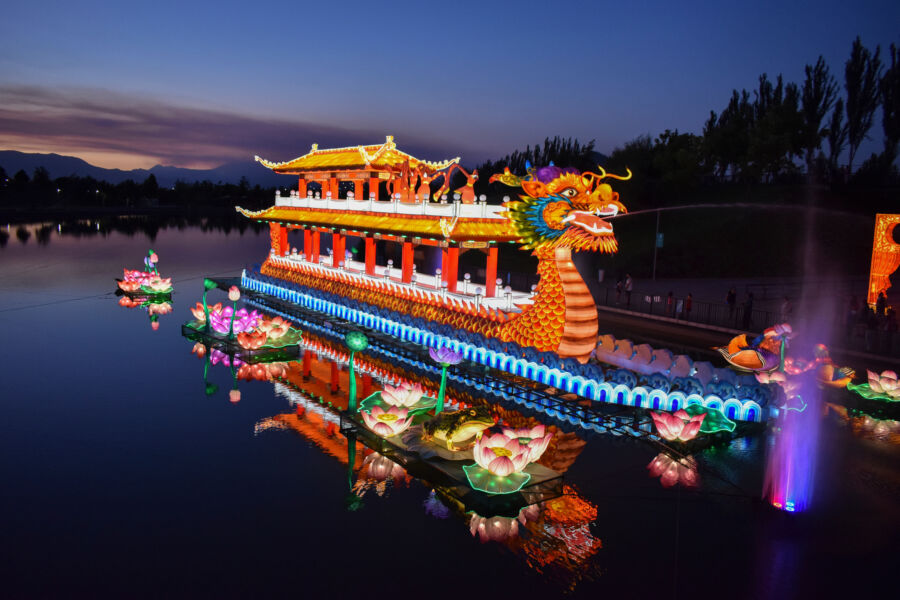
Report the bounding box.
[240,270,768,424]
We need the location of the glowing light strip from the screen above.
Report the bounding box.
[241,272,765,423]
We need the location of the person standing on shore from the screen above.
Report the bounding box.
[625,274,633,307]
[615,278,623,305]
[726,287,736,321]
[684,293,693,321]
[742,292,754,330]
[666,291,674,317]
[780,296,793,323]
[876,291,887,318]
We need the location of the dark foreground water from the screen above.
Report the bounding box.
[1,221,898,599]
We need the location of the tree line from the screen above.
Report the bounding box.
[468,37,898,210]
[0,167,276,211]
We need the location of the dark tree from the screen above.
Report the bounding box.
[880,43,900,166]
[800,56,838,182]
[844,37,883,173]
[748,74,802,183]
[826,97,847,180]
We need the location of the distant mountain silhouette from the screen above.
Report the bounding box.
[0,150,295,188]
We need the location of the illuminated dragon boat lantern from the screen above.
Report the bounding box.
[491,164,631,362]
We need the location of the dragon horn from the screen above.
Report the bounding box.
[597,166,633,181]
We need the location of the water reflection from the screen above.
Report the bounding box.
[647,452,701,489]
[116,294,173,331]
[185,324,606,585]
[2,214,266,246]
[825,402,900,444]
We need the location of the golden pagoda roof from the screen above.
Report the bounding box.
[255,135,459,175]
[236,205,518,243]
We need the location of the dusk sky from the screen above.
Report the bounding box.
[1,0,897,169]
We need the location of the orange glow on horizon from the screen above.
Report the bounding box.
[0,137,226,171]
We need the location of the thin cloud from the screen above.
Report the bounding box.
[0,85,465,169]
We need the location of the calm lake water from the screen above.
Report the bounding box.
[1,220,898,599]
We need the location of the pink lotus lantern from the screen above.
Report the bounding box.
[143,276,173,293]
[867,370,900,400]
[382,382,426,408]
[237,329,268,350]
[208,307,261,335]
[500,424,553,463]
[191,301,223,322]
[361,405,413,437]
[650,410,705,441]
[473,431,532,477]
[123,268,151,284]
[229,389,241,403]
[117,279,141,292]
[258,316,292,340]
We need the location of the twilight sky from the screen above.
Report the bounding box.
[1,0,897,169]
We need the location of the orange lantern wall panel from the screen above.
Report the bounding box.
[868,214,900,307]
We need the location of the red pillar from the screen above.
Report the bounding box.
[303,228,312,261]
[440,247,448,288]
[354,180,363,200]
[365,237,376,275]
[401,241,414,283]
[330,177,339,199]
[312,230,321,263]
[271,223,288,256]
[485,245,498,297]
[333,233,345,268]
[298,178,307,197]
[369,177,380,201]
[446,246,459,292]
[302,350,311,378]
[330,362,339,393]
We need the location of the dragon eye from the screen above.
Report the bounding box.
[560,188,577,198]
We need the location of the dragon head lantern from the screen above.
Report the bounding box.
[492,165,631,254]
[487,164,632,362]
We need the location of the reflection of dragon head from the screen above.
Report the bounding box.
[493,165,631,253]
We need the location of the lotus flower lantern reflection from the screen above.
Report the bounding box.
[361,405,413,437]
[647,453,700,488]
[469,505,539,543]
[650,410,705,441]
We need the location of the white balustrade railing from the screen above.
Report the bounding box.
[274,191,504,220]
[268,253,531,312]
